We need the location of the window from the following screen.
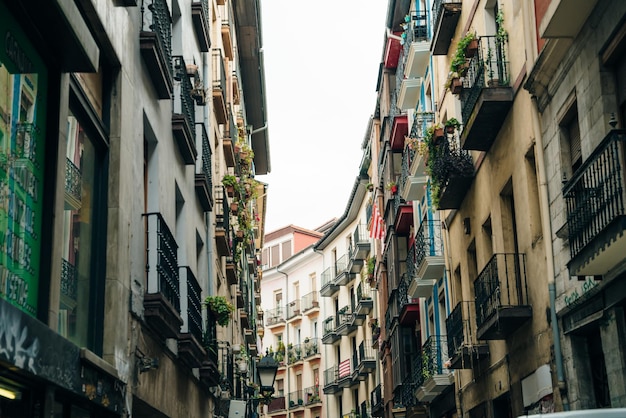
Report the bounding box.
[276,378,284,396]
[59,84,108,352]
[281,240,291,261]
[270,244,279,267]
[558,94,581,177]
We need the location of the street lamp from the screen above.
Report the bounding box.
[256,353,279,404]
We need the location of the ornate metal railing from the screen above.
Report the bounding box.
[410,111,435,139]
[141,0,172,79]
[61,258,77,300]
[65,158,81,203]
[421,335,449,379]
[197,123,212,188]
[563,130,626,259]
[371,384,383,411]
[474,253,528,328]
[356,282,372,304]
[401,142,415,191]
[304,385,321,405]
[172,56,196,129]
[446,301,464,356]
[359,340,375,362]
[144,212,180,312]
[460,35,510,123]
[185,267,203,343]
[415,219,444,267]
[398,273,415,313]
[412,346,426,387]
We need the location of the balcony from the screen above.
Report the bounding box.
[143,212,183,340]
[178,267,206,368]
[348,224,370,274]
[172,56,197,165]
[304,385,322,407]
[322,315,340,344]
[288,389,305,410]
[140,0,173,99]
[371,384,384,417]
[320,266,339,297]
[267,396,286,414]
[265,307,286,329]
[430,0,462,56]
[384,32,403,69]
[287,300,302,322]
[214,186,232,257]
[398,273,420,325]
[404,12,430,78]
[195,123,213,211]
[334,254,354,286]
[221,11,234,60]
[408,219,445,298]
[337,358,355,388]
[336,309,357,336]
[392,194,413,236]
[397,78,422,110]
[199,333,220,387]
[191,0,210,52]
[415,336,454,402]
[390,114,409,151]
[539,0,599,38]
[60,258,77,308]
[64,157,81,210]
[403,113,435,202]
[459,36,513,152]
[212,49,228,124]
[446,301,489,369]
[357,341,376,375]
[429,131,474,209]
[355,282,373,315]
[223,112,237,168]
[225,257,237,286]
[303,338,321,360]
[474,253,532,339]
[563,130,626,276]
[301,291,320,315]
[323,365,340,394]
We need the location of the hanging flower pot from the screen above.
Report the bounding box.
[465,38,478,58]
[434,127,445,139]
[451,77,463,95]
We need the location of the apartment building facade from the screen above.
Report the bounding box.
[260,225,326,418]
[525,0,626,410]
[0,0,268,416]
[371,0,558,417]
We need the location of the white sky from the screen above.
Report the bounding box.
[256,0,389,233]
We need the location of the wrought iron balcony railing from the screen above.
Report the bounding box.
[288,389,304,409]
[421,335,450,379]
[415,219,444,267]
[324,365,338,387]
[65,158,81,205]
[144,212,180,312]
[474,253,528,329]
[371,384,383,415]
[287,343,304,365]
[460,35,510,124]
[185,267,203,343]
[563,130,626,274]
[172,56,196,129]
[141,0,173,78]
[61,258,78,301]
[304,385,321,405]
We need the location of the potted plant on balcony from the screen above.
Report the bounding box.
[445,118,461,134]
[204,296,235,327]
[386,181,398,194]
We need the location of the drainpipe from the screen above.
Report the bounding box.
[530,99,569,411]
